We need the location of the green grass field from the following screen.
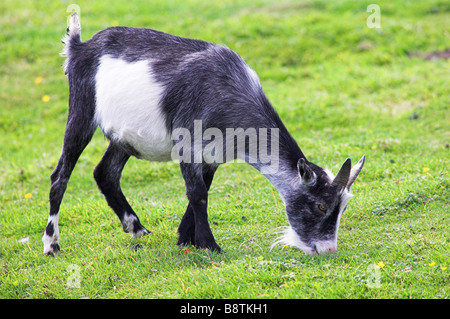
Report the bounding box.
[0,0,448,299]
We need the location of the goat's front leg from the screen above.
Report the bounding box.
[177,205,195,247]
[177,165,217,247]
[179,163,221,252]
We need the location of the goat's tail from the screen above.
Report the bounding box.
[61,12,82,74]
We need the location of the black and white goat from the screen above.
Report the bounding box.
[43,13,365,256]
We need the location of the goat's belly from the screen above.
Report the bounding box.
[94,55,173,161]
[109,127,174,161]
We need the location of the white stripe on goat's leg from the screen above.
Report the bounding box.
[122,214,149,238]
[42,214,60,255]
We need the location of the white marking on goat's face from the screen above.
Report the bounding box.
[95,55,173,161]
[310,191,353,254]
[271,226,315,255]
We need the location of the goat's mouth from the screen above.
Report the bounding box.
[311,241,337,255]
[271,226,338,255]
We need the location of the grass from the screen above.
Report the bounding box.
[0,0,448,299]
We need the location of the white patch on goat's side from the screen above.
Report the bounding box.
[95,55,173,161]
[271,226,314,255]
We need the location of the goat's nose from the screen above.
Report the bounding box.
[328,246,337,253]
[312,243,337,254]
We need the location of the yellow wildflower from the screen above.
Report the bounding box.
[42,95,50,102]
[25,193,32,199]
[428,261,436,267]
[35,76,43,84]
[376,261,385,269]
[441,266,447,271]
[422,167,430,173]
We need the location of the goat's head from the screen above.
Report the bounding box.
[275,156,365,255]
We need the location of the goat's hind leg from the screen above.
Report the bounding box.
[94,142,150,237]
[43,113,96,255]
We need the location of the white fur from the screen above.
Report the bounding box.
[95,55,173,161]
[122,214,147,237]
[324,168,335,182]
[313,239,337,254]
[42,215,59,254]
[266,166,300,204]
[335,191,353,231]
[61,12,81,74]
[271,226,314,255]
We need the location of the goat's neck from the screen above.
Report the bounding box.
[249,125,305,203]
[263,165,302,204]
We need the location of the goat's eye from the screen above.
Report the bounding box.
[318,204,327,212]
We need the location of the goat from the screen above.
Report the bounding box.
[43,12,365,256]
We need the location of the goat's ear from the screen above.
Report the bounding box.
[297,158,316,185]
[346,155,365,191]
[332,158,351,192]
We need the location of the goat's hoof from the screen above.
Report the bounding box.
[177,233,196,247]
[211,245,222,253]
[196,242,222,253]
[122,215,150,238]
[131,243,144,251]
[132,226,150,238]
[44,242,61,256]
